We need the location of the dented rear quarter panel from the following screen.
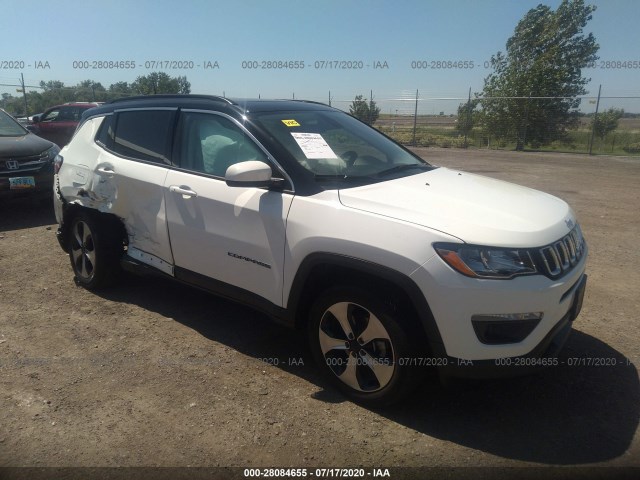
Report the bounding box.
[56,116,174,265]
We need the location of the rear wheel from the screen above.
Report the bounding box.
[308,286,423,406]
[68,211,122,289]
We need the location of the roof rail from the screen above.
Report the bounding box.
[106,94,235,105]
[286,99,331,107]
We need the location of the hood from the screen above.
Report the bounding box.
[338,167,574,248]
[0,132,55,157]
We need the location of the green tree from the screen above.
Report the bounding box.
[592,108,624,141]
[480,0,599,150]
[76,80,106,101]
[131,72,191,95]
[39,80,65,91]
[37,79,75,107]
[349,94,380,125]
[455,99,480,140]
[176,76,191,94]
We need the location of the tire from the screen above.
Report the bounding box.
[67,211,123,290]
[308,286,423,406]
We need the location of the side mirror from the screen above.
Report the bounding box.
[225,161,282,188]
[31,114,41,123]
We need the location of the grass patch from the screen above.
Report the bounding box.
[376,124,640,156]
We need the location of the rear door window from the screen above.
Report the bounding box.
[112,110,175,164]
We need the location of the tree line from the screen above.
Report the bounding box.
[1,72,190,116]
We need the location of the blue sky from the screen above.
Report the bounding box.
[2,0,639,113]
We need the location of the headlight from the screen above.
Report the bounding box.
[42,144,61,161]
[434,243,537,279]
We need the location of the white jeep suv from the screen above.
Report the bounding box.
[53,95,588,405]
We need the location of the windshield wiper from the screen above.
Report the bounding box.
[375,163,432,177]
[314,174,351,182]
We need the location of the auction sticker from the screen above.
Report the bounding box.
[291,132,337,159]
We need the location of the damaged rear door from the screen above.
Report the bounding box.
[83,109,177,274]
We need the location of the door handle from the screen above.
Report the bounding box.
[169,185,198,198]
[97,167,115,177]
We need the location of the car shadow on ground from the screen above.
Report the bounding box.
[98,273,639,466]
[0,197,56,231]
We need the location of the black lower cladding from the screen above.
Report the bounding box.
[569,274,587,321]
[441,310,574,379]
[472,317,542,345]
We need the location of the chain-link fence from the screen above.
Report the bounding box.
[328,90,640,156]
[2,82,639,156]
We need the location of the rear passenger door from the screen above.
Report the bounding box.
[94,109,177,273]
[164,111,293,306]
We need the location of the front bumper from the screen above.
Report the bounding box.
[438,288,579,379]
[424,271,586,379]
[412,244,588,362]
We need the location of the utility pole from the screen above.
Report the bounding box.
[369,89,373,125]
[412,89,418,146]
[520,90,532,150]
[20,73,28,115]
[464,86,471,147]
[588,84,601,155]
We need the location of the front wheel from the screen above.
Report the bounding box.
[68,212,122,289]
[308,287,423,406]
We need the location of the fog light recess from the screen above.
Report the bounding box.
[471,312,543,345]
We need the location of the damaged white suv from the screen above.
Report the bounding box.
[54,95,587,405]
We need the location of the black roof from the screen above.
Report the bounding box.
[81,94,334,120]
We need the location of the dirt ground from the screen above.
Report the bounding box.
[1,148,639,478]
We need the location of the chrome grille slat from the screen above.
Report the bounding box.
[1,154,50,174]
[554,241,570,270]
[538,226,586,278]
[0,160,49,174]
[1,153,45,162]
[564,236,577,265]
[541,246,561,276]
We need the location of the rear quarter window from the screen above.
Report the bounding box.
[95,115,115,149]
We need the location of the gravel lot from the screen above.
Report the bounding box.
[1,148,639,478]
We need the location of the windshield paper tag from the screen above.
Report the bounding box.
[291,132,338,159]
[281,119,300,127]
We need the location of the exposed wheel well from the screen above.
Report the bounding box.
[60,204,128,252]
[291,261,430,352]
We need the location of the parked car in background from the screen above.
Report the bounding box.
[0,108,60,200]
[30,102,101,147]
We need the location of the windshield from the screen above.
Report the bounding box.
[252,110,430,178]
[0,110,28,137]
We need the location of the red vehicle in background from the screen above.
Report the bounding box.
[29,102,101,147]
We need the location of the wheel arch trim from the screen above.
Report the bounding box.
[286,252,446,356]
